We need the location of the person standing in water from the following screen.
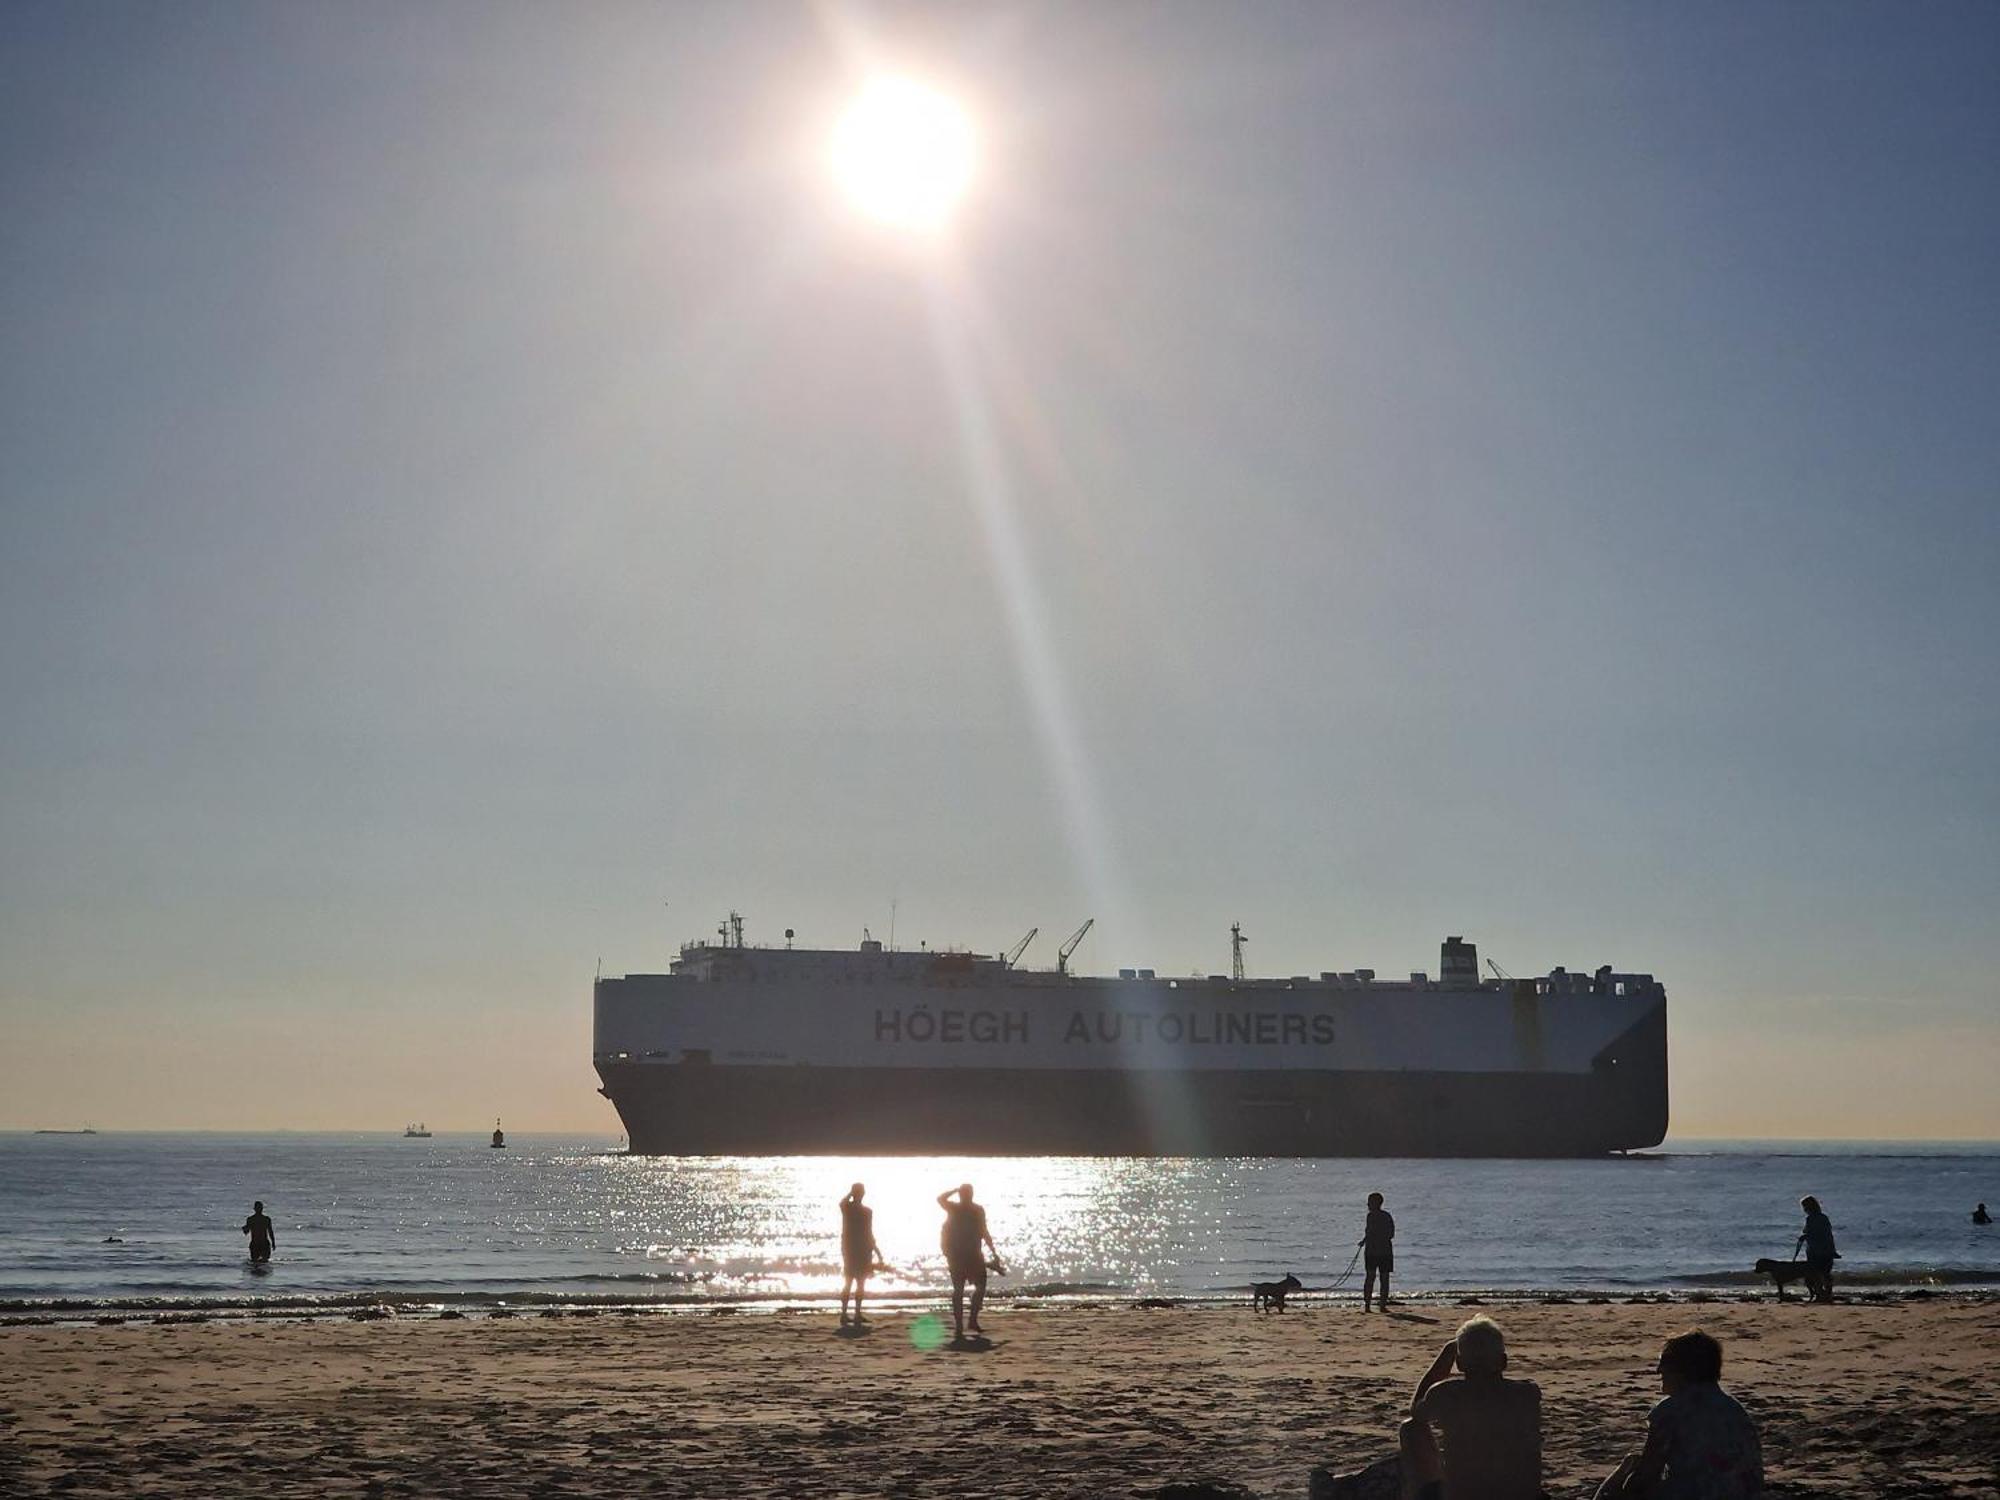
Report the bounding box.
[838,1183,885,1326]
[937,1183,1001,1341]
[1361,1191,1396,1312]
[240,1201,275,1264]
[1975,1203,1992,1226]
[1795,1196,1838,1303]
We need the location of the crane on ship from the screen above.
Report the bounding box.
[1231,922,1248,982]
[1057,919,1094,976]
[1001,927,1038,968]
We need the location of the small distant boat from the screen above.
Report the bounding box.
[403,1123,433,1138]
[490,1118,506,1149]
[35,1127,97,1135]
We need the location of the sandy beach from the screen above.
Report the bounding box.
[1,1296,1993,1498]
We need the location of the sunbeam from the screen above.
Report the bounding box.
[918,269,1138,950]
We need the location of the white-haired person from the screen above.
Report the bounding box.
[1401,1315,1546,1500]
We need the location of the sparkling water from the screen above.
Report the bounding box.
[1,1133,1993,1313]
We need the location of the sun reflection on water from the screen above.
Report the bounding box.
[593,1154,1231,1303]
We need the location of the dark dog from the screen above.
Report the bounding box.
[1252,1273,1303,1311]
[1754,1257,1810,1300]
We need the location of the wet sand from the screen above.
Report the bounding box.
[0,1297,1993,1497]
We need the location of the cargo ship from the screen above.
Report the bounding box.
[593,916,1668,1157]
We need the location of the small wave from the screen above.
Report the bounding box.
[1670,1266,2000,1288]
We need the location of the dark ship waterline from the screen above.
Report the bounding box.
[593,921,1668,1158]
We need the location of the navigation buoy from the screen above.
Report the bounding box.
[490,1119,506,1149]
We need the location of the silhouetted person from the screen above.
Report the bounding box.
[1794,1196,1838,1303]
[241,1201,275,1264]
[1401,1315,1543,1500]
[1362,1190,1396,1312]
[1594,1330,1763,1499]
[937,1183,1000,1340]
[838,1183,886,1326]
[1976,1203,1992,1226]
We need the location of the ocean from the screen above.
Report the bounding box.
[1,1134,1993,1317]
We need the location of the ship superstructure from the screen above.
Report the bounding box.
[593,919,1668,1157]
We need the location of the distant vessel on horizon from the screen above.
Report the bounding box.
[594,916,1669,1158]
[402,1123,432,1138]
[33,1127,98,1135]
[490,1119,506,1149]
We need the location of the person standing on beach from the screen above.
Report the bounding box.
[1794,1196,1838,1304]
[1361,1191,1396,1312]
[1593,1329,1763,1499]
[240,1201,275,1264]
[937,1183,1001,1341]
[1401,1315,1543,1500]
[838,1183,885,1326]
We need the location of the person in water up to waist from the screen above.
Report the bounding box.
[240,1201,275,1264]
[937,1183,1002,1342]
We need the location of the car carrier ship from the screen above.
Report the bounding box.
[593,916,1668,1157]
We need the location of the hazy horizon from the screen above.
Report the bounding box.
[4,3,1996,1140]
[8,1127,1998,1145]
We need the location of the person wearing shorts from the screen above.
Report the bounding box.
[838,1183,884,1326]
[1362,1191,1396,1311]
[937,1183,1000,1340]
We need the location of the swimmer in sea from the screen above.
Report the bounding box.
[241,1201,275,1264]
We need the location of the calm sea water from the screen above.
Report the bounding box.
[1,1134,1993,1315]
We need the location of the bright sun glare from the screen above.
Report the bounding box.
[829,76,976,234]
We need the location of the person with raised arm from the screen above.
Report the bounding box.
[1400,1315,1544,1500]
[936,1183,1001,1341]
[837,1182,887,1326]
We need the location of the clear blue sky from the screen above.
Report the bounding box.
[2,3,1995,1134]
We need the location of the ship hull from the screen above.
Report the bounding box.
[596,1003,1666,1157]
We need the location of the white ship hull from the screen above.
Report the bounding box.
[593,935,1669,1157]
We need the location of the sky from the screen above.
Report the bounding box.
[2,2,1995,1137]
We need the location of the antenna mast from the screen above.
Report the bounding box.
[1230,922,1248,982]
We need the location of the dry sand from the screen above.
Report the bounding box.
[1,1296,1994,1498]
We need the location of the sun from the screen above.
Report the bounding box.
[829,76,976,234]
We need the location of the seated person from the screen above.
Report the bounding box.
[1595,1330,1762,1499]
[1400,1315,1544,1500]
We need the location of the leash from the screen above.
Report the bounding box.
[1323,1243,1365,1291]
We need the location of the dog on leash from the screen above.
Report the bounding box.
[1252,1273,1303,1311]
[1753,1257,1811,1300]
